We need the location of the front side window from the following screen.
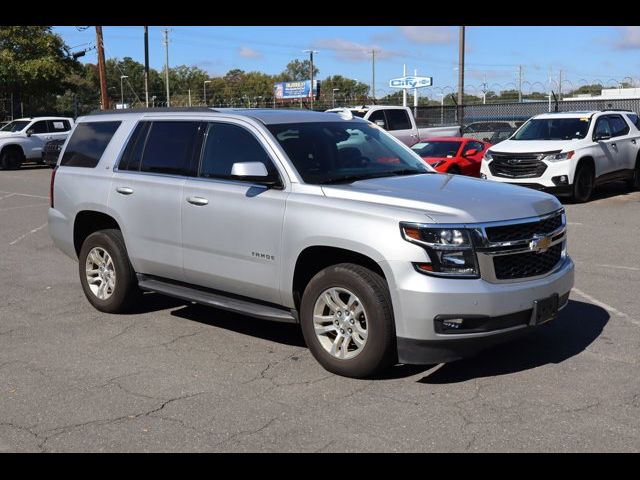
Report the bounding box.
[267,121,429,185]
[513,117,591,140]
[60,121,122,168]
[199,123,277,180]
[139,121,200,176]
[367,110,386,128]
[30,121,49,134]
[385,109,412,130]
[594,117,612,138]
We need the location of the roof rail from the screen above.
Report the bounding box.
[87,107,219,115]
[601,108,634,112]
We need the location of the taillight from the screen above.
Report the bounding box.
[50,167,57,208]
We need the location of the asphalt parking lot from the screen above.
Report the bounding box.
[1,165,639,452]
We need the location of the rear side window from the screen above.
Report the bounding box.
[60,121,122,168]
[385,109,412,130]
[608,115,630,137]
[118,122,151,172]
[626,113,640,130]
[139,121,200,176]
[48,120,71,132]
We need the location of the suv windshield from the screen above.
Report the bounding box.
[412,141,461,157]
[513,117,591,140]
[267,121,429,184]
[0,120,30,132]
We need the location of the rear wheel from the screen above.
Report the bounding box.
[572,164,594,203]
[626,158,640,191]
[78,229,140,313]
[300,263,396,378]
[0,149,23,170]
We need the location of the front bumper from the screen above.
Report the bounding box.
[502,183,573,196]
[381,256,574,364]
[480,159,575,194]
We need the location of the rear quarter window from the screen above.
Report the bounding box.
[60,121,122,168]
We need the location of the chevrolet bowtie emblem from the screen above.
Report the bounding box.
[529,234,552,253]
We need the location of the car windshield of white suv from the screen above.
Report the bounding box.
[267,121,430,184]
[513,117,591,140]
[0,120,30,132]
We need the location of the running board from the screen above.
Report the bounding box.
[136,274,297,324]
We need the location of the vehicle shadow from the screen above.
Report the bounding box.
[128,292,188,314]
[561,181,633,204]
[418,300,608,384]
[170,303,307,348]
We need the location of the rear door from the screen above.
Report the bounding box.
[47,119,72,142]
[592,116,620,177]
[607,114,636,172]
[110,120,201,281]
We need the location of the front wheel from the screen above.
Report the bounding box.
[572,164,594,203]
[627,159,640,191]
[0,149,23,170]
[300,263,396,378]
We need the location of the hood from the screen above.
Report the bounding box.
[490,138,581,154]
[0,131,24,140]
[321,173,561,224]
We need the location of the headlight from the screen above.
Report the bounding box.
[542,151,574,162]
[400,224,479,278]
[482,151,493,162]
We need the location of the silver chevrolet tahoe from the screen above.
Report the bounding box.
[48,108,574,378]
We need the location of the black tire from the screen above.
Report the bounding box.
[0,148,23,170]
[572,164,595,203]
[300,263,396,378]
[447,165,461,175]
[78,229,140,313]
[626,158,640,191]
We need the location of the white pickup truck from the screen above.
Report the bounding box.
[0,116,74,169]
[326,105,460,147]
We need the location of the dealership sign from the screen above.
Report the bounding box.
[274,80,319,100]
[389,76,433,89]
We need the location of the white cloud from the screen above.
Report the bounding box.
[615,26,640,49]
[399,26,454,44]
[314,38,398,61]
[239,46,262,59]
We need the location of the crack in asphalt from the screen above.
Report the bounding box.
[211,417,278,450]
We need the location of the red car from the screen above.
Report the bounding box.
[410,137,491,177]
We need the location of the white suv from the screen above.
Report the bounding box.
[0,116,74,169]
[480,110,640,202]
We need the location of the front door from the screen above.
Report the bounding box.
[182,120,288,304]
[26,120,51,159]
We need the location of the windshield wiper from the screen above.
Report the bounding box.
[319,170,427,185]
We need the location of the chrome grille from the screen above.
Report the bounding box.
[493,244,562,280]
[485,212,563,242]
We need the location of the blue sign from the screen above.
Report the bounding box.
[389,76,433,89]
[274,80,319,100]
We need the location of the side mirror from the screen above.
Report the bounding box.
[230,162,281,187]
[26,129,33,137]
[463,148,478,157]
[594,132,611,141]
[374,120,386,128]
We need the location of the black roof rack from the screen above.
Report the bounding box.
[87,107,219,115]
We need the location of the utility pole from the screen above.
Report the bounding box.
[162,28,171,108]
[144,26,150,108]
[371,50,376,102]
[402,64,407,107]
[558,69,563,101]
[303,50,318,110]
[518,65,523,103]
[95,26,109,110]
[457,26,465,128]
[482,73,487,105]
[188,89,191,107]
[414,69,418,118]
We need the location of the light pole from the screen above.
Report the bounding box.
[203,80,211,106]
[120,75,128,108]
[303,49,318,110]
[332,88,340,108]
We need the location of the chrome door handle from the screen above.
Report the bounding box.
[116,187,134,195]
[186,196,209,206]
[631,139,637,144]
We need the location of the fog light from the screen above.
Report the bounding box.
[552,175,568,186]
[442,318,464,329]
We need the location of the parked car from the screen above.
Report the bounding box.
[0,117,74,169]
[411,137,491,176]
[480,110,640,202]
[463,120,524,144]
[49,108,574,378]
[42,138,66,167]
[326,105,460,146]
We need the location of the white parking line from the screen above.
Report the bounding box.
[0,193,17,200]
[572,287,640,327]
[0,190,48,200]
[8,223,48,246]
[595,264,640,272]
[0,203,49,212]
[567,222,583,226]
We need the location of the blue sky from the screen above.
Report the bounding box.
[54,26,640,98]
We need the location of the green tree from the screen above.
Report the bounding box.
[319,75,369,106]
[280,59,319,82]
